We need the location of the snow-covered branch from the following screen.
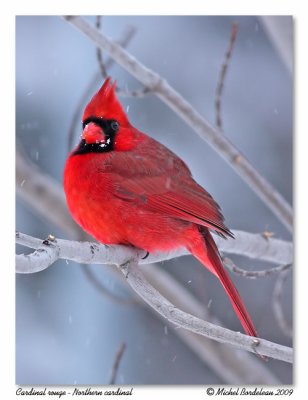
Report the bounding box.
[121,260,292,363]
[16,229,292,270]
[15,231,293,363]
[142,263,281,384]
[62,15,293,232]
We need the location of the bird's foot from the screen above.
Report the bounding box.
[142,251,150,260]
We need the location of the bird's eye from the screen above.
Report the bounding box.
[110,120,119,131]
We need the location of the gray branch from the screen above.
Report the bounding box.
[16,230,292,269]
[15,233,293,364]
[62,15,292,232]
[142,263,281,384]
[223,257,292,279]
[122,260,292,363]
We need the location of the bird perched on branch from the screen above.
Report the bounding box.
[64,77,259,340]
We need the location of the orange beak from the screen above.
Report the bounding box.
[82,122,104,144]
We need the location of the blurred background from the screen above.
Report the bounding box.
[16,16,293,385]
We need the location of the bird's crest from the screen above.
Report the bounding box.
[82,77,128,125]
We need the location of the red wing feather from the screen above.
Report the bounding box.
[114,176,233,238]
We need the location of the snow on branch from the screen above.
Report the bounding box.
[16,230,292,270]
[143,263,281,384]
[63,15,293,232]
[122,260,292,363]
[15,231,292,363]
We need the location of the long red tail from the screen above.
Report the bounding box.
[190,228,258,338]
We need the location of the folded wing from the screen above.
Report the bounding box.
[113,175,233,238]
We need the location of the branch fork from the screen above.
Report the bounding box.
[16,231,293,363]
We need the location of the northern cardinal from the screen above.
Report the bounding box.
[64,77,258,338]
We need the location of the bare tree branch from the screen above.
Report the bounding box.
[222,257,292,279]
[95,16,108,79]
[142,263,281,384]
[16,229,292,269]
[62,15,293,232]
[121,260,290,362]
[215,22,238,129]
[15,231,141,271]
[15,237,292,363]
[95,16,149,99]
[16,243,59,273]
[109,342,126,385]
[116,86,151,98]
[14,204,289,384]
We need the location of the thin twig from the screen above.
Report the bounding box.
[223,257,292,279]
[272,270,293,339]
[15,236,293,363]
[109,342,127,385]
[96,16,108,79]
[116,86,151,98]
[215,23,238,129]
[62,16,292,232]
[95,16,149,99]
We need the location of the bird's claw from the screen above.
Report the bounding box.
[142,251,150,260]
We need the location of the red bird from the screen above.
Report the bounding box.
[64,78,258,338]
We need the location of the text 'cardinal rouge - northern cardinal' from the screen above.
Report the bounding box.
[64,77,259,339]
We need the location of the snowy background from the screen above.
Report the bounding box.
[16,16,293,384]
